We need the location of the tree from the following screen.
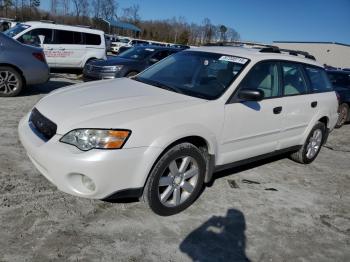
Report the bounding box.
[100,0,118,20]
[50,0,58,14]
[72,0,82,17]
[2,0,13,16]
[122,4,140,23]
[219,25,227,42]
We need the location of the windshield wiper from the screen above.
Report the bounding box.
[133,77,184,94]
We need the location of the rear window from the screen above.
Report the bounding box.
[85,33,101,45]
[304,66,332,93]
[53,30,101,45]
[327,72,350,88]
[55,30,74,44]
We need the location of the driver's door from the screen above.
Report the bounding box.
[219,61,284,164]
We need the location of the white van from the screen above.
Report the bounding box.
[5,21,106,69]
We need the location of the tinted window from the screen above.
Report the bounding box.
[73,32,83,44]
[240,61,279,98]
[151,50,173,61]
[55,30,74,44]
[282,63,308,95]
[305,66,332,92]
[18,28,53,45]
[119,47,155,60]
[84,33,101,45]
[135,51,247,100]
[327,72,350,88]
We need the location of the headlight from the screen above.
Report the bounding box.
[60,129,131,151]
[101,65,123,72]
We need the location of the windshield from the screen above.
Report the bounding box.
[119,47,155,60]
[4,23,30,37]
[116,38,129,43]
[134,51,248,100]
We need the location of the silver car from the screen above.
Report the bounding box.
[0,32,49,97]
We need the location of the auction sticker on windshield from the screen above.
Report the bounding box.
[219,56,248,64]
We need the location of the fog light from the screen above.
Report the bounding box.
[81,175,96,192]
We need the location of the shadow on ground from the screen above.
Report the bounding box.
[21,79,75,96]
[180,209,250,262]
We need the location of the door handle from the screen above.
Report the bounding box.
[58,48,66,51]
[46,47,53,50]
[273,106,282,114]
[311,101,318,108]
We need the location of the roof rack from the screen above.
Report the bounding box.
[205,41,279,49]
[278,48,316,60]
[205,41,316,61]
[39,20,55,24]
[75,25,92,28]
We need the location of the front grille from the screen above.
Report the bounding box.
[86,64,103,72]
[29,108,57,141]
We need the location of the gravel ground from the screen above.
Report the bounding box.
[0,75,349,262]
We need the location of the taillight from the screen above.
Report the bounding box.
[32,52,46,63]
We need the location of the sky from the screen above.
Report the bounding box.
[41,0,350,44]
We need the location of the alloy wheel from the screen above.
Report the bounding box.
[158,156,199,207]
[0,70,19,95]
[306,129,323,159]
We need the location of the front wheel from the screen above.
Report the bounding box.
[290,122,325,164]
[143,143,206,216]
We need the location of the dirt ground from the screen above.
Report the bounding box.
[0,75,349,262]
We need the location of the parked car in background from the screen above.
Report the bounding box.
[4,21,106,69]
[0,18,17,32]
[83,46,181,81]
[327,70,350,127]
[19,45,338,215]
[0,33,49,97]
[170,44,190,49]
[117,45,132,54]
[110,37,131,54]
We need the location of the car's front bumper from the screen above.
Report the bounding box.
[82,70,117,81]
[18,114,162,199]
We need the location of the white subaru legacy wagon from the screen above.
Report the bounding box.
[18,44,338,215]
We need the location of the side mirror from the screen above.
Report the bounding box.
[38,35,45,46]
[149,58,159,64]
[237,89,264,101]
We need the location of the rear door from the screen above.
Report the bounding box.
[53,29,85,68]
[278,62,315,149]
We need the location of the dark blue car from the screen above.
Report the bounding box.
[83,46,182,81]
[327,70,350,127]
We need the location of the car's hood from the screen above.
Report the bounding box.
[35,78,204,134]
[89,57,137,66]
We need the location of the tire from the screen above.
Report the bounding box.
[335,103,349,128]
[143,143,206,216]
[290,122,326,164]
[125,71,138,78]
[0,66,23,97]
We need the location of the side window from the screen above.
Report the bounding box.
[84,33,101,45]
[239,61,279,98]
[151,51,170,61]
[55,30,74,44]
[73,32,83,44]
[304,66,332,92]
[282,63,308,96]
[18,28,53,45]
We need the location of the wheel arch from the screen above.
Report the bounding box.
[0,63,26,85]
